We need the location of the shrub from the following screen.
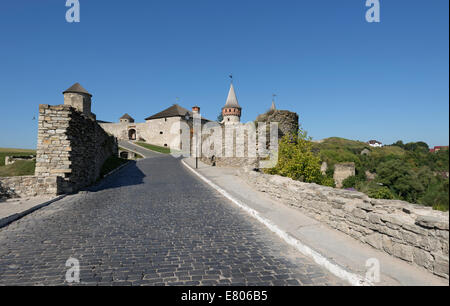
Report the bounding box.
[265,129,323,184]
[320,176,336,187]
[368,187,395,199]
[342,175,358,189]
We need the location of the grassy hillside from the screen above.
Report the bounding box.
[0,148,36,177]
[313,138,449,211]
[313,137,405,170]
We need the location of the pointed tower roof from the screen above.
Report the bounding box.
[63,82,92,97]
[120,113,134,121]
[270,100,276,111]
[223,84,241,109]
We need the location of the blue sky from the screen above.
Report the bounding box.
[0,0,448,149]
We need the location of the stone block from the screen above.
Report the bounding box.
[392,243,413,262]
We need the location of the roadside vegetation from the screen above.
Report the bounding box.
[0,148,36,177]
[135,142,171,154]
[266,133,449,211]
[264,129,335,187]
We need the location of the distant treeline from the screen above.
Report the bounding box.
[266,133,449,211]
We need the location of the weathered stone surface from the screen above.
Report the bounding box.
[1,104,117,200]
[392,243,413,262]
[416,216,449,230]
[239,169,449,279]
[333,162,355,188]
[412,247,434,270]
[364,233,383,250]
[432,254,449,279]
[35,104,117,194]
[0,176,60,199]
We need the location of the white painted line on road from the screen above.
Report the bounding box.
[181,159,372,286]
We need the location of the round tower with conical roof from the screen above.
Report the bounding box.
[63,82,93,118]
[222,83,241,125]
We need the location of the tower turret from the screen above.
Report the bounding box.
[222,83,241,125]
[63,82,94,119]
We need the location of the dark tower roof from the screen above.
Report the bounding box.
[120,113,134,121]
[145,104,210,121]
[63,83,92,97]
[145,104,192,120]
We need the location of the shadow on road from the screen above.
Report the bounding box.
[86,161,146,193]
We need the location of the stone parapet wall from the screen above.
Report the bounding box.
[0,176,60,199]
[239,168,449,279]
[36,104,117,194]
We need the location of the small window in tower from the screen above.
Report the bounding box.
[160,131,163,134]
[164,118,167,122]
[228,118,230,121]
[164,144,168,147]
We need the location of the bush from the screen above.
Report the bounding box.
[265,129,323,184]
[368,187,395,199]
[419,178,449,211]
[320,176,335,187]
[342,175,358,189]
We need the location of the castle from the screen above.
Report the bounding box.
[61,82,247,149]
[61,81,297,169]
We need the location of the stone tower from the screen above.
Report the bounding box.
[63,83,94,119]
[120,113,135,123]
[222,83,242,125]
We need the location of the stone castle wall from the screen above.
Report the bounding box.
[200,124,259,168]
[239,168,449,279]
[256,110,299,138]
[0,176,60,200]
[1,104,117,199]
[36,104,117,193]
[100,117,183,149]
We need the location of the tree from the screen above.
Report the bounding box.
[391,140,405,149]
[265,129,324,184]
[375,159,424,202]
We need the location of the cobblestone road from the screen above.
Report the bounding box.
[0,156,345,286]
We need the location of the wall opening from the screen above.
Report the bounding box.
[128,129,136,140]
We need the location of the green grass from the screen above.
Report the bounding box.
[0,160,36,177]
[0,148,36,167]
[135,142,171,154]
[99,155,129,178]
[0,148,36,177]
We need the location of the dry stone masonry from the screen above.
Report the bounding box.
[0,176,59,200]
[35,104,117,193]
[1,90,117,199]
[239,168,449,279]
